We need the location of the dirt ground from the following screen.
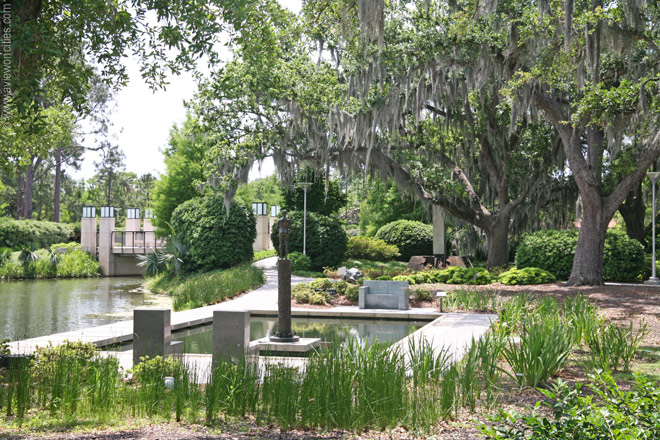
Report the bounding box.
[5,282,659,440]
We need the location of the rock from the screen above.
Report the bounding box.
[337,266,347,277]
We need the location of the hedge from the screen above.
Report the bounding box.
[515,229,645,282]
[346,235,400,261]
[0,218,75,250]
[375,220,432,261]
[170,197,256,273]
[271,211,347,270]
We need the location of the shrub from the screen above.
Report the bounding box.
[309,292,329,305]
[271,211,347,270]
[346,236,400,261]
[310,278,332,290]
[0,218,75,250]
[171,197,256,273]
[49,242,81,252]
[344,285,359,301]
[289,252,311,272]
[515,229,645,282]
[375,220,433,261]
[413,288,433,301]
[55,250,102,278]
[497,267,556,285]
[333,280,349,295]
[480,374,660,439]
[292,283,313,303]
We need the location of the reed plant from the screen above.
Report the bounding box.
[4,355,32,422]
[172,264,265,310]
[445,289,501,312]
[563,294,601,346]
[406,337,451,386]
[587,319,648,372]
[503,314,573,387]
[496,293,530,335]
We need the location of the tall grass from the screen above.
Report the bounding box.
[445,289,501,312]
[563,294,602,346]
[587,319,648,372]
[502,314,573,387]
[170,264,265,310]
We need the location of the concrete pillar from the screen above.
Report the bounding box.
[98,214,115,276]
[133,308,172,365]
[80,217,97,256]
[212,310,250,368]
[252,216,270,251]
[143,218,156,232]
[432,205,446,255]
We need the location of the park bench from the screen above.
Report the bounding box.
[358,280,410,310]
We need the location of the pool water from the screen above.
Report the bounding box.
[110,316,427,354]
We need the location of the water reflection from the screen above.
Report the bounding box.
[172,317,427,354]
[0,277,172,341]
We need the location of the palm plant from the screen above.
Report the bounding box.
[159,237,187,276]
[18,246,39,267]
[137,251,164,277]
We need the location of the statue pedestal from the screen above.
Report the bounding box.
[271,258,299,342]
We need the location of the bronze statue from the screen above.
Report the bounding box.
[277,210,291,259]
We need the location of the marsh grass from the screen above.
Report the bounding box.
[563,294,601,346]
[502,314,573,387]
[587,319,648,373]
[445,289,500,312]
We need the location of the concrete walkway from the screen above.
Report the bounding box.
[8,258,492,365]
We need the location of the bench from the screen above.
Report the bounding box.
[358,280,409,310]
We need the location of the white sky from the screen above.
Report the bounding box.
[72,0,302,182]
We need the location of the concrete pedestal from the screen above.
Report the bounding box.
[133,308,172,365]
[212,310,250,368]
[272,259,298,342]
[80,217,97,256]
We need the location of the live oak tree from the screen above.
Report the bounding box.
[506,0,660,285]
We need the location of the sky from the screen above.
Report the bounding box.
[73,0,302,182]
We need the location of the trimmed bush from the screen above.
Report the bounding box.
[498,267,556,285]
[515,229,645,282]
[271,211,347,270]
[289,252,311,272]
[393,267,493,285]
[375,220,432,261]
[0,218,75,250]
[171,197,256,273]
[346,236,400,261]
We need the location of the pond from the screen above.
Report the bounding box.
[108,316,428,354]
[0,277,172,341]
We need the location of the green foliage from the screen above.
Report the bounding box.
[444,289,500,312]
[396,267,493,285]
[0,248,100,279]
[516,229,646,281]
[152,118,207,235]
[55,250,102,278]
[271,211,347,270]
[413,288,433,301]
[562,294,602,346]
[282,167,347,216]
[235,174,283,210]
[292,281,331,305]
[253,249,277,262]
[375,220,433,261]
[358,178,430,236]
[497,267,556,285]
[167,264,265,311]
[344,285,359,301]
[171,197,256,273]
[346,235,400,261]
[502,314,574,387]
[288,251,311,272]
[480,374,660,439]
[587,320,648,373]
[0,218,75,250]
[49,242,81,251]
[310,278,333,290]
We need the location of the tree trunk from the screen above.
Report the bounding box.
[484,213,510,269]
[16,173,24,219]
[568,188,607,286]
[618,181,646,245]
[53,147,62,222]
[23,166,35,220]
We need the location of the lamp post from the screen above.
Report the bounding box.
[298,182,312,255]
[646,171,660,285]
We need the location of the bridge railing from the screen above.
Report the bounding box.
[111,231,166,254]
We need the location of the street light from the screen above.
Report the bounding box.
[298,182,312,255]
[645,171,660,285]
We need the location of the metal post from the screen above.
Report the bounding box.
[645,172,660,284]
[303,186,308,255]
